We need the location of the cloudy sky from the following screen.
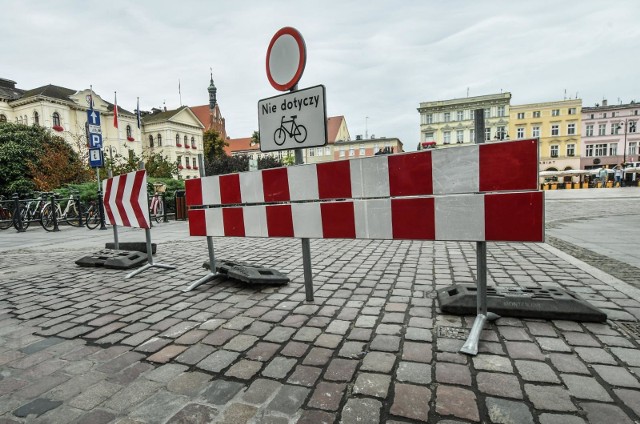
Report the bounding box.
[4,1,639,150]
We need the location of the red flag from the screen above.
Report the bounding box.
[113,92,119,128]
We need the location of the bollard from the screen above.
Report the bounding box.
[50,193,60,232]
[76,194,83,226]
[162,192,168,223]
[12,194,24,232]
[98,190,107,230]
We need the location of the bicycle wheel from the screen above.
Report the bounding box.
[65,202,81,227]
[0,207,12,230]
[274,128,286,145]
[40,204,58,231]
[154,200,165,223]
[294,125,307,143]
[85,206,100,230]
[14,207,30,231]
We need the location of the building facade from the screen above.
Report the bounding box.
[509,99,581,171]
[581,100,639,169]
[418,93,511,147]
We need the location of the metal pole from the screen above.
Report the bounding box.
[623,118,627,165]
[162,192,168,222]
[12,194,24,232]
[108,169,119,250]
[51,193,60,232]
[97,167,107,230]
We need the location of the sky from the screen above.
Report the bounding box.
[3,1,639,151]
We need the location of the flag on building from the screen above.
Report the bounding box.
[136,97,141,129]
[113,92,119,128]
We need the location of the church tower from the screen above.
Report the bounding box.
[207,70,226,140]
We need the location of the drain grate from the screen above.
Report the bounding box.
[436,326,470,340]
[616,322,640,341]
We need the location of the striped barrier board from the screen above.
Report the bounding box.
[102,170,151,230]
[185,139,544,243]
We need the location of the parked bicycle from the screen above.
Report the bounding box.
[273,115,307,146]
[12,192,51,231]
[84,200,101,230]
[150,183,166,223]
[0,196,13,230]
[40,191,83,231]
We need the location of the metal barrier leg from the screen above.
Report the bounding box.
[460,241,500,356]
[301,238,314,301]
[184,236,219,292]
[51,194,60,232]
[126,228,175,279]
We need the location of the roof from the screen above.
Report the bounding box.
[224,137,258,155]
[19,84,76,102]
[0,78,23,100]
[190,105,211,129]
[142,106,189,124]
[327,115,344,143]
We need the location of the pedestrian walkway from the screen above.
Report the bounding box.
[0,191,639,423]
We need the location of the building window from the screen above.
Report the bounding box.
[567,144,575,157]
[609,144,617,156]
[602,113,607,118]
[551,125,559,136]
[456,130,463,143]
[456,111,463,121]
[484,108,490,118]
[630,121,637,133]
[586,145,593,156]
[316,147,323,156]
[52,112,60,126]
[567,123,576,135]
[586,125,594,136]
[517,112,525,119]
[191,137,196,148]
[443,131,451,144]
[339,147,345,157]
[184,135,188,145]
[484,128,491,141]
[349,146,355,156]
[126,125,132,138]
[496,126,506,140]
[550,145,559,158]
[444,112,450,122]
[325,146,331,156]
[568,108,577,115]
[176,134,180,145]
[309,148,315,157]
[193,158,197,168]
[469,129,475,142]
[552,109,560,116]
[177,156,182,167]
[533,111,541,118]
[598,124,606,136]
[157,134,162,146]
[629,142,637,155]
[595,144,607,156]
[149,135,154,147]
[532,126,540,138]
[0,114,5,123]
[33,111,39,125]
[424,132,434,141]
[497,106,505,117]
[517,127,524,138]
[612,112,616,118]
[426,114,433,124]
[468,110,474,120]
[590,114,595,119]
[611,123,619,135]
[359,145,365,155]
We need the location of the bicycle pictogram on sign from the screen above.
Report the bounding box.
[274,115,307,146]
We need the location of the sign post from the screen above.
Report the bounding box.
[260,27,322,302]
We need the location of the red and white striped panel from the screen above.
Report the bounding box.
[188,191,544,243]
[102,170,151,229]
[185,139,539,207]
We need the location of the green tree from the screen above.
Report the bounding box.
[203,129,228,163]
[250,130,260,146]
[145,153,178,178]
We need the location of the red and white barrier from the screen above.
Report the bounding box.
[186,139,539,207]
[102,170,151,229]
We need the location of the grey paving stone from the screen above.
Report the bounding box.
[287,365,322,387]
[167,371,212,396]
[580,402,635,424]
[96,351,145,374]
[224,335,258,352]
[574,347,617,364]
[472,355,513,373]
[436,362,471,385]
[262,357,297,379]
[505,341,545,360]
[396,361,432,385]
[370,335,400,352]
[611,347,640,367]
[297,409,336,424]
[435,385,479,422]
[563,331,600,347]
[264,326,296,343]
[524,384,576,411]
[225,360,263,380]
[405,327,433,342]
[145,364,189,383]
[127,390,189,423]
[538,413,587,424]
[68,380,122,410]
[561,374,612,401]
[200,379,245,405]
[293,327,322,342]
[14,373,69,399]
[197,350,239,373]
[20,337,64,355]
[219,403,258,423]
[402,341,432,363]
[12,398,63,418]
[361,351,396,373]
[341,397,382,424]
[307,381,346,411]
[324,359,358,382]
[326,320,351,334]
[166,403,219,424]
[267,385,310,415]
[302,347,333,366]
[592,365,640,388]
[242,379,282,404]
[314,333,343,349]
[353,373,391,398]
[175,343,216,365]
[477,372,523,399]
[75,409,117,424]
[102,379,162,413]
[614,388,640,417]
[548,353,590,374]
[486,397,534,424]
[338,341,366,359]
[514,360,560,383]
[537,337,572,352]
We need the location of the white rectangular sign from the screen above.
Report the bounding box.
[258,85,327,153]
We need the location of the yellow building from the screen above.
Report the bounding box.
[509,99,582,171]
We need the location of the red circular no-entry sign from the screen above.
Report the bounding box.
[266,27,307,91]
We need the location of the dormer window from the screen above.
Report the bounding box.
[52,112,60,126]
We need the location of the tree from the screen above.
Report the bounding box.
[203,129,228,163]
[145,153,178,178]
[28,137,91,191]
[250,130,260,146]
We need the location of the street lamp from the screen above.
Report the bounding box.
[617,119,628,165]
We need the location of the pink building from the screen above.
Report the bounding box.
[581,100,640,169]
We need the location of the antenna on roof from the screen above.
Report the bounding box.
[467,87,469,97]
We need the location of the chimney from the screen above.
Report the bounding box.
[602,99,608,107]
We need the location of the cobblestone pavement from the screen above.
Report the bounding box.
[1,194,640,423]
